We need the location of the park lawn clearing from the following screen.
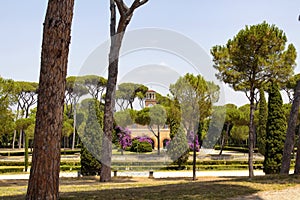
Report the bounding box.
[1,175,300,199]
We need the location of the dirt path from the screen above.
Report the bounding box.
[231,185,300,200]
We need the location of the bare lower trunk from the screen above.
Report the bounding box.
[295,135,300,174]
[100,0,117,183]
[12,130,16,149]
[100,0,148,182]
[281,81,300,174]
[193,130,197,180]
[294,134,300,174]
[26,1,74,199]
[157,125,160,155]
[72,105,76,150]
[19,129,22,149]
[219,123,230,156]
[248,88,255,178]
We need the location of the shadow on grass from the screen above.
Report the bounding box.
[0,178,261,200]
[59,180,261,200]
[2,175,300,199]
[227,174,300,185]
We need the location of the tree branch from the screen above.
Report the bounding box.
[128,0,149,16]
[114,0,128,17]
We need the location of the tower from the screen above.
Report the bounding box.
[145,90,156,107]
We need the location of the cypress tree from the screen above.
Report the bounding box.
[167,126,189,168]
[263,83,287,174]
[257,88,267,156]
[80,100,102,175]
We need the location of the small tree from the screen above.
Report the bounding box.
[167,126,189,169]
[187,131,200,152]
[135,105,167,155]
[264,83,287,174]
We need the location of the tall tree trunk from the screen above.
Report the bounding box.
[19,129,22,149]
[24,131,29,172]
[294,129,300,174]
[100,0,117,183]
[100,0,148,182]
[157,125,160,155]
[26,1,74,199]
[281,80,300,174]
[193,130,197,180]
[12,130,16,149]
[219,123,230,156]
[248,87,255,178]
[72,104,76,150]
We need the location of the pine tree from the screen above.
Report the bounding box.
[80,101,102,175]
[263,83,287,174]
[257,88,267,156]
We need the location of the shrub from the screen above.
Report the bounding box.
[80,147,101,175]
[130,140,152,153]
[167,126,189,167]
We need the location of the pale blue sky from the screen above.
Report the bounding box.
[0,1,299,106]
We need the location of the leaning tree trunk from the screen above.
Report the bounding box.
[281,80,300,174]
[26,1,74,199]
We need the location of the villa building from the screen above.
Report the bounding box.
[130,90,171,149]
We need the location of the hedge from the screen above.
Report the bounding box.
[214,146,259,153]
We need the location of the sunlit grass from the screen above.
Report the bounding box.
[1,175,300,200]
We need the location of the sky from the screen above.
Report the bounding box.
[0,0,299,106]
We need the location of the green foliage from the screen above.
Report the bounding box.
[80,100,103,176]
[231,125,249,142]
[170,73,219,132]
[263,83,287,174]
[149,104,167,127]
[78,75,107,100]
[80,147,101,175]
[167,126,189,167]
[0,77,16,140]
[211,21,296,91]
[166,99,181,139]
[257,88,268,155]
[114,109,135,127]
[116,82,148,110]
[130,140,152,153]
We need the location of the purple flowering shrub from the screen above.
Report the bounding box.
[134,136,153,144]
[115,126,132,150]
[130,136,153,153]
[187,131,200,152]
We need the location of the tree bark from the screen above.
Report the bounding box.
[248,87,255,178]
[24,131,29,172]
[157,125,160,155]
[26,1,74,199]
[294,130,300,174]
[19,129,22,149]
[100,0,148,182]
[219,123,230,156]
[72,104,76,150]
[12,130,16,149]
[193,130,197,180]
[281,80,300,174]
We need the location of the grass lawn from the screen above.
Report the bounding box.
[1,175,300,199]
